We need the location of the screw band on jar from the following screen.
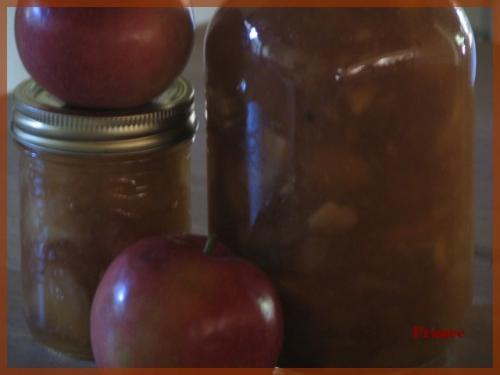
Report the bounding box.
[11,78,197,155]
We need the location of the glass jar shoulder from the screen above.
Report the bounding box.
[206,7,475,82]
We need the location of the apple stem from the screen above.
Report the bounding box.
[203,235,218,256]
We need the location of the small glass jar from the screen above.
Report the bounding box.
[11,78,196,359]
[206,7,476,367]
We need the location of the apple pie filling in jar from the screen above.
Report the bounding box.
[206,7,476,367]
[11,78,197,359]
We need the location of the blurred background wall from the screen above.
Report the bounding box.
[7,7,491,92]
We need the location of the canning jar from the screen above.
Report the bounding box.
[206,7,476,367]
[11,78,196,358]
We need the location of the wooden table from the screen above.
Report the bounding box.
[6,25,493,368]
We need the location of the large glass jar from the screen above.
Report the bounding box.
[206,8,476,367]
[11,78,196,359]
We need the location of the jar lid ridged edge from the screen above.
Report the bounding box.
[10,78,197,155]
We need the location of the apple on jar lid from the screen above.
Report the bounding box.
[15,5,194,108]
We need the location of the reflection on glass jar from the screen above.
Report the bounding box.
[12,78,196,358]
[206,7,475,367]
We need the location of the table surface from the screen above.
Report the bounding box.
[6,26,493,368]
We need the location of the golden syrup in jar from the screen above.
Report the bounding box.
[206,7,475,367]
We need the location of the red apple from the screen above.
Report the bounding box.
[90,234,283,367]
[15,6,194,108]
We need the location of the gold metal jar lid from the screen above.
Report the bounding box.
[11,78,197,155]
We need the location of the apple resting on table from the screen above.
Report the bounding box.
[90,234,283,368]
